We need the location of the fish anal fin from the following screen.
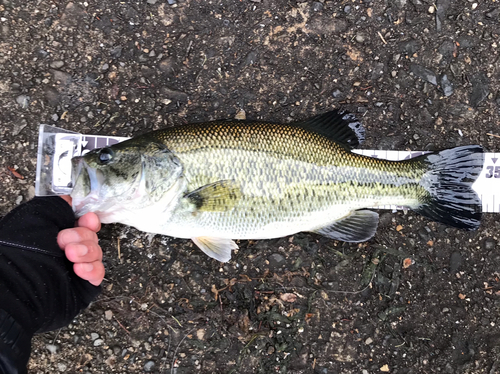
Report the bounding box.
[293,110,365,148]
[185,180,242,212]
[312,210,379,242]
[192,237,237,262]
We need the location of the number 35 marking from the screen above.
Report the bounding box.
[485,166,500,178]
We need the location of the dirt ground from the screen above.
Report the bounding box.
[1,0,499,373]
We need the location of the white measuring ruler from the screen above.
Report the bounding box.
[36,126,499,213]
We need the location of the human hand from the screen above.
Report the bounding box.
[57,196,105,286]
[0,196,103,338]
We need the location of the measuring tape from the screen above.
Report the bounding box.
[39,128,499,213]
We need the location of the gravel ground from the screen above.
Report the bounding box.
[1,0,500,373]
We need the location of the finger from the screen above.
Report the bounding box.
[64,240,103,264]
[74,261,105,286]
[57,227,98,249]
[77,212,101,233]
[60,195,72,205]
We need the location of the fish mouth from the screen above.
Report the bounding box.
[70,156,103,216]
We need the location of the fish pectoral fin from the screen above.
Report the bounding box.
[191,236,238,262]
[184,180,242,212]
[312,210,379,242]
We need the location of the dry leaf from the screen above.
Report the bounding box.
[7,167,23,179]
[396,225,403,232]
[305,313,314,321]
[223,278,237,290]
[211,284,219,301]
[287,308,301,317]
[403,258,413,269]
[380,364,390,372]
[234,109,246,120]
[239,274,252,282]
[346,47,362,62]
[458,293,466,300]
[280,293,297,303]
[196,329,205,340]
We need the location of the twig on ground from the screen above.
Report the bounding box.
[171,328,195,374]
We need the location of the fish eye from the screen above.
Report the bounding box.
[98,148,114,164]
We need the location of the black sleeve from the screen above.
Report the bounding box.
[0,197,102,373]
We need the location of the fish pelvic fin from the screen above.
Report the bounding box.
[191,236,238,262]
[415,145,484,230]
[184,180,242,212]
[292,110,364,148]
[311,209,379,242]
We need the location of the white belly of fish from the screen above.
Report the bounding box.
[149,195,417,240]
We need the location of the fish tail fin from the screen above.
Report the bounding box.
[414,145,484,230]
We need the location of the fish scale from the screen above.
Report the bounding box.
[142,122,428,238]
[71,110,483,262]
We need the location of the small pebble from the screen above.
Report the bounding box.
[52,113,59,121]
[15,196,23,205]
[449,252,462,273]
[91,333,99,341]
[332,89,342,98]
[46,344,58,354]
[268,253,286,268]
[410,63,437,85]
[470,72,489,107]
[365,337,373,345]
[483,238,496,251]
[50,60,64,69]
[57,363,67,372]
[101,63,109,71]
[440,74,454,97]
[16,95,30,108]
[93,338,104,347]
[312,2,323,12]
[355,34,365,43]
[144,361,155,371]
[27,186,36,200]
[105,310,113,320]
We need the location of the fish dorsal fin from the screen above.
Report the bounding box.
[192,236,238,262]
[292,110,364,148]
[312,210,379,242]
[184,180,242,212]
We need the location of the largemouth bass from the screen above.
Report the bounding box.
[71,110,483,262]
